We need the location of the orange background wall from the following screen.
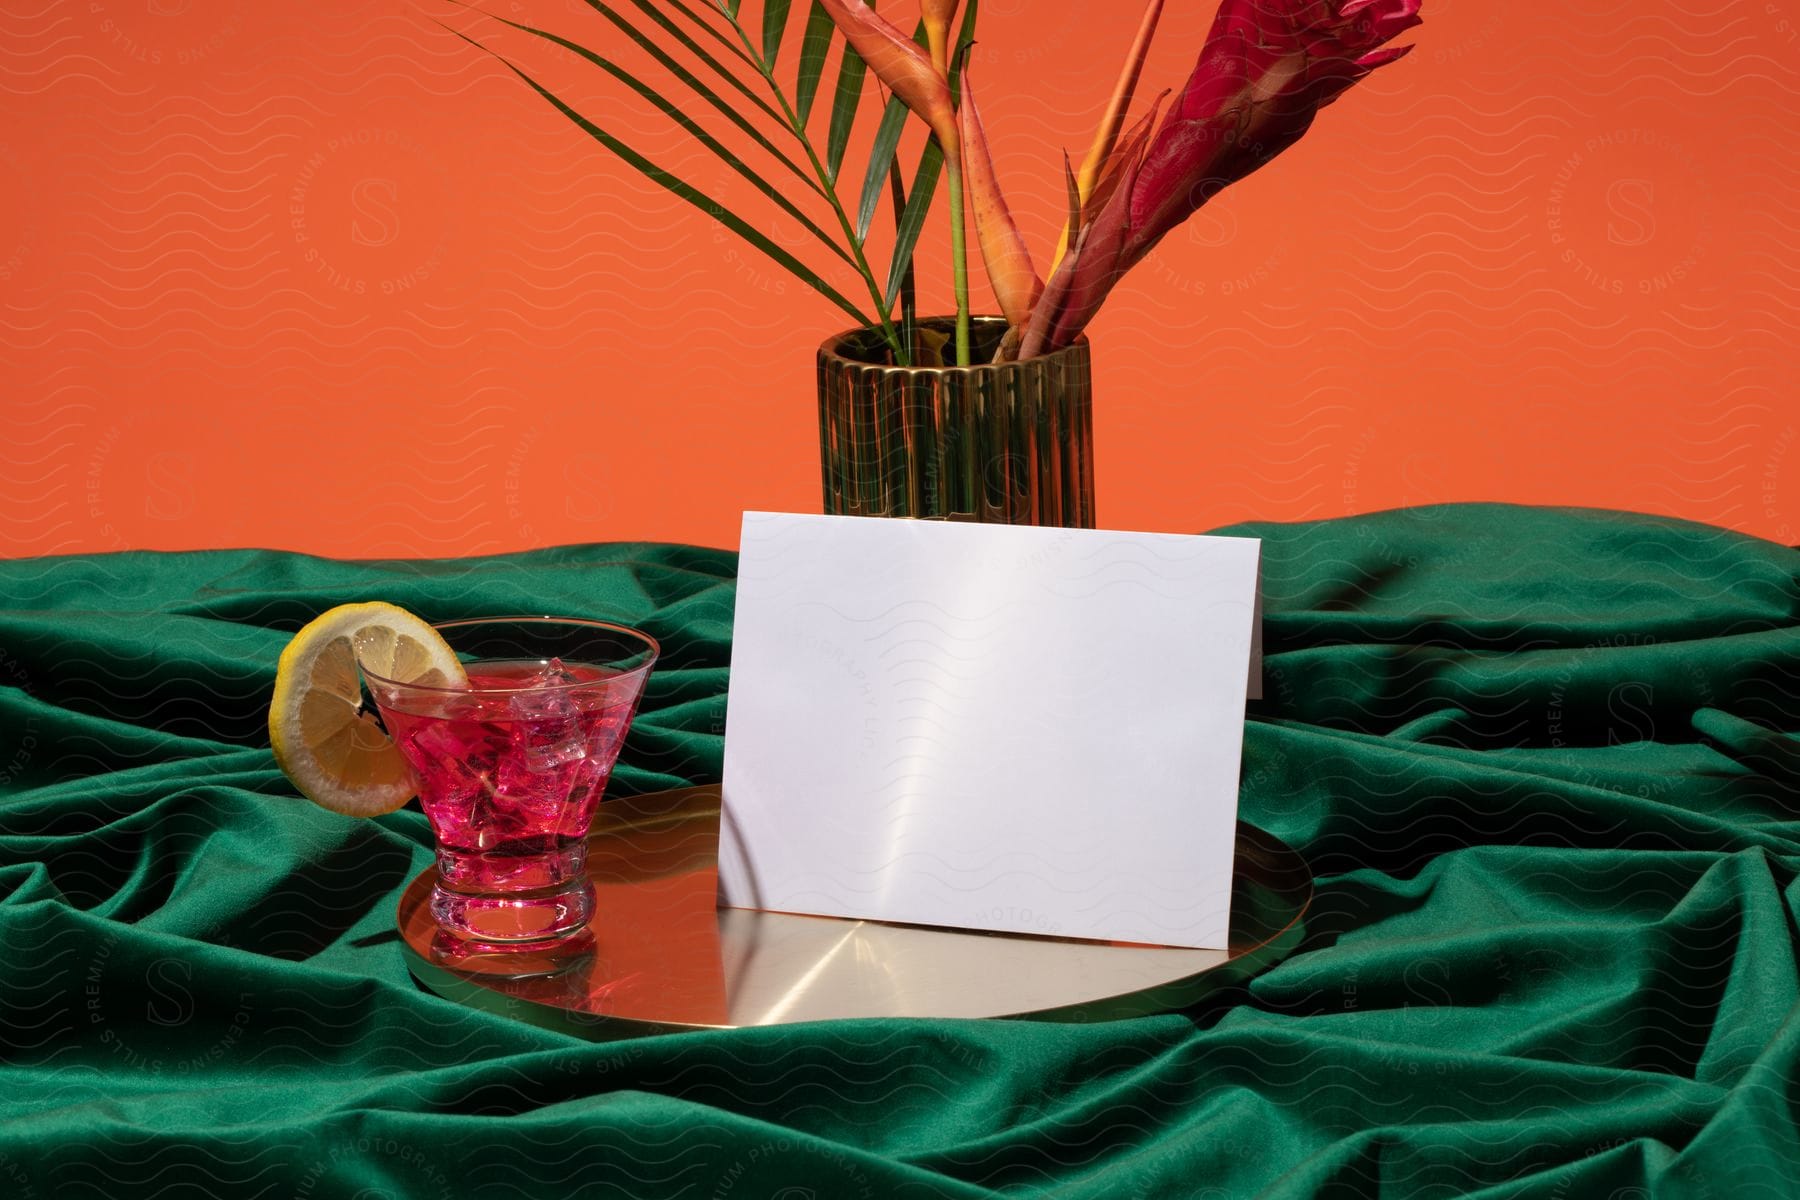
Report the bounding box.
[3,0,1796,558]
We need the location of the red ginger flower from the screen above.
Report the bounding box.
[1020,0,1422,357]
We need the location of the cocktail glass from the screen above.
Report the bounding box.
[361,616,659,949]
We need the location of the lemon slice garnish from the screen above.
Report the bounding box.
[268,602,467,816]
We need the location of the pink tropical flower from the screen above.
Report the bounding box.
[1020,0,1422,357]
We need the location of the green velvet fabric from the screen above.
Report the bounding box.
[2,504,1797,1198]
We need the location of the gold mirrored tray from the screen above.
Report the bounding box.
[397,785,1311,1037]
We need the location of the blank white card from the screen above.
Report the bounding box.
[717,512,1261,949]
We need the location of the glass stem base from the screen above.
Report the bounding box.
[431,842,593,946]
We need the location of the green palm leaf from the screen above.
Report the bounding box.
[652,0,759,68]
[951,0,979,94]
[578,2,818,199]
[617,1,786,132]
[490,13,852,267]
[761,0,793,67]
[445,24,872,326]
[889,150,916,354]
[878,0,980,304]
[793,1,836,126]
[884,140,944,308]
[854,16,928,242]
[824,41,868,184]
[855,95,908,242]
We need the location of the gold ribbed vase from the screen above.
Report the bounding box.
[817,317,1095,527]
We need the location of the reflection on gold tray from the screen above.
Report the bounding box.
[397,785,1311,1037]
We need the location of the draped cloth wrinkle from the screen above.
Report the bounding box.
[1,504,1796,1197]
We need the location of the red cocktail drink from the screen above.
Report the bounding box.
[364,618,658,947]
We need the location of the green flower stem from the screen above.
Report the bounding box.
[723,16,908,365]
[945,151,970,366]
